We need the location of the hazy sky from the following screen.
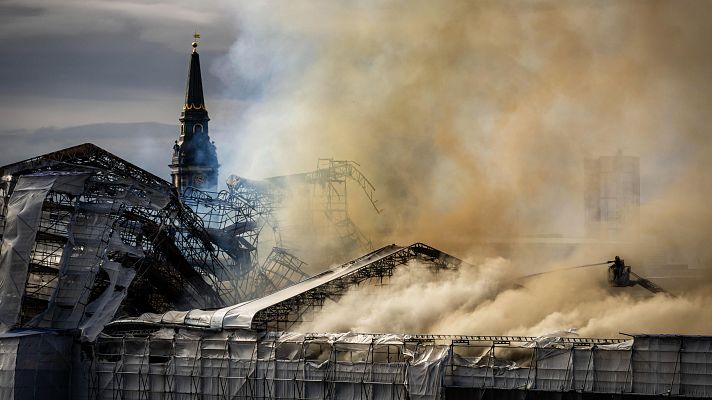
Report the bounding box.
[0,0,241,176]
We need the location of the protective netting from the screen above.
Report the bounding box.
[1,332,712,399]
[0,174,88,333]
[0,173,168,341]
[85,332,712,400]
[0,166,236,341]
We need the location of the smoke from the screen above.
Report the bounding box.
[213,1,712,334]
[297,259,712,337]
[216,0,712,263]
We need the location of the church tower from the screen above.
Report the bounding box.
[170,35,219,193]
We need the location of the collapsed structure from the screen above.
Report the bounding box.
[0,142,325,340]
[0,39,710,400]
[0,144,229,339]
[1,238,711,399]
[0,144,710,399]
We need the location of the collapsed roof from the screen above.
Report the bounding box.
[0,144,243,340]
[109,242,463,333]
[0,143,389,341]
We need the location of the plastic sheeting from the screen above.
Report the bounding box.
[680,337,712,397]
[87,331,712,399]
[0,174,88,333]
[407,346,450,400]
[0,170,173,341]
[0,331,81,400]
[3,332,712,399]
[0,338,17,399]
[630,335,712,397]
[78,261,136,340]
[91,330,428,400]
[28,202,120,335]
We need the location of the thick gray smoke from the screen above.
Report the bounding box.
[215,1,712,335]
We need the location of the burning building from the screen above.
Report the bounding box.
[0,39,710,400]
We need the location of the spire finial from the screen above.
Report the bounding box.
[192,32,200,53]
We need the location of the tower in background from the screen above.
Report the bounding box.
[584,151,640,240]
[169,35,219,193]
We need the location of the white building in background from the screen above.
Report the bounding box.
[584,151,640,240]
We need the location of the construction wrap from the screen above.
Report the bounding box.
[26,199,139,341]
[90,330,443,400]
[0,171,179,341]
[10,172,175,341]
[406,346,450,400]
[0,331,81,400]
[0,174,88,333]
[2,331,712,399]
[0,338,17,400]
[84,331,712,399]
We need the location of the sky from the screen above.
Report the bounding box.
[2,0,712,256]
[0,0,239,177]
[0,0,239,128]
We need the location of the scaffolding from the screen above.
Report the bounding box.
[0,143,323,340]
[248,243,459,331]
[6,329,712,400]
[264,159,382,264]
[214,158,383,299]
[240,247,309,300]
[112,243,463,334]
[181,187,265,293]
[35,329,700,400]
[305,159,381,254]
[0,144,248,339]
[182,177,309,301]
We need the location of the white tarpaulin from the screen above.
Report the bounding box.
[2,331,712,399]
[2,171,168,341]
[0,338,18,400]
[0,174,88,334]
[0,331,80,400]
[406,345,450,400]
[0,176,56,333]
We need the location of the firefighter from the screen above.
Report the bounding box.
[608,256,625,282]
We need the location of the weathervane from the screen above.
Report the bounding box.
[192,32,200,53]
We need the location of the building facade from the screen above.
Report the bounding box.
[584,151,640,240]
[169,38,219,193]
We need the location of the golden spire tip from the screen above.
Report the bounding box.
[192,32,200,52]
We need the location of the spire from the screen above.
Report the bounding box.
[184,33,205,109]
[171,33,219,193]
